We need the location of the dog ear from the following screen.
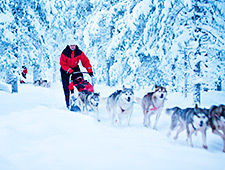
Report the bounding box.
[154,85,160,91]
[195,104,198,108]
[123,85,125,90]
[194,104,200,112]
[154,85,159,91]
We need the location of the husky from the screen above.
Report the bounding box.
[166,105,209,149]
[106,85,134,126]
[136,85,167,130]
[166,106,183,138]
[77,90,100,122]
[207,104,225,152]
[34,78,51,88]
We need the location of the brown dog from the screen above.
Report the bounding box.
[207,104,225,152]
[136,85,167,130]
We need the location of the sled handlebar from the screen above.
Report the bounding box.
[71,71,89,75]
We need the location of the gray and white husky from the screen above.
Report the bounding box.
[77,90,100,122]
[166,105,209,149]
[136,85,167,130]
[106,85,134,126]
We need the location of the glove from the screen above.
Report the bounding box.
[89,72,94,77]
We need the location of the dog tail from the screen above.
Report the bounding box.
[135,97,142,105]
[165,108,173,115]
[165,107,181,115]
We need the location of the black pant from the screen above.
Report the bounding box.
[60,66,82,107]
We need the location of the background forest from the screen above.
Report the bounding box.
[1,0,225,98]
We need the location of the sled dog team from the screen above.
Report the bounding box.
[166,104,225,152]
[74,85,225,153]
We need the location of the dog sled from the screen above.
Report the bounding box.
[68,72,95,112]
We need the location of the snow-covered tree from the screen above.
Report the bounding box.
[0,0,224,99]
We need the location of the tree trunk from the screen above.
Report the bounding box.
[216,77,222,91]
[184,73,188,98]
[193,61,201,105]
[33,63,41,83]
[193,83,201,105]
[6,68,18,93]
[11,77,18,93]
[53,62,57,83]
[106,60,110,86]
[110,25,114,38]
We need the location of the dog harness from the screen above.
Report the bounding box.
[150,106,159,111]
[146,92,166,111]
[120,107,125,112]
[150,100,165,111]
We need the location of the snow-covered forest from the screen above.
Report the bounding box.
[1,0,225,95]
[1,1,225,169]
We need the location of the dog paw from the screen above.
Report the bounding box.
[166,133,171,138]
[153,127,157,130]
[173,136,178,140]
[203,145,208,149]
[144,125,150,128]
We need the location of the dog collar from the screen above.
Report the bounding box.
[192,122,197,130]
[120,107,125,112]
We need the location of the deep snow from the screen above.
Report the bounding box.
[0,82,225,170]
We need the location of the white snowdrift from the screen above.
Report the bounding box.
[0,83,224,170]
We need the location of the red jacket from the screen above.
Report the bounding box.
[60,45,93,74]
[22,66,27,74]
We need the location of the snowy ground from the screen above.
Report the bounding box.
[0,82,225,170]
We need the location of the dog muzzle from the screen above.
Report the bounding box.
[127,97,131,102]
[199,121,203,127]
